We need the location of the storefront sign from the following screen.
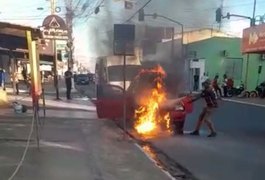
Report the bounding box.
[41,15,68,40]
[242,23,265,53]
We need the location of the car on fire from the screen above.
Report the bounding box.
[95,65,193,135]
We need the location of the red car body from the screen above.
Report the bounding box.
[95,83,193,135]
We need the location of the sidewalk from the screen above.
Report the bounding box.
[187,91,265,108]
[5,83,79,96]
[5,94,96,111]
[0,99,171,180]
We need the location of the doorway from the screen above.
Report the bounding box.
[189,59,205,91]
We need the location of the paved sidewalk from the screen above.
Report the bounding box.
[0,100,171,180]
[6,94,95,110]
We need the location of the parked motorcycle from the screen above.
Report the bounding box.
[227,80,245,97]
[249,82,265,98]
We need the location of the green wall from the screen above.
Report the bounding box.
[186,37,264,90]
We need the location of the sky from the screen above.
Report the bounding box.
[1,0,265,71]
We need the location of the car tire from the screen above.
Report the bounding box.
[227,89,233,97]
[172,120,184,135]
[245,91,250,98]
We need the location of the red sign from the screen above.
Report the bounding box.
[242,24,265,53]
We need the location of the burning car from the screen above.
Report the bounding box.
[95,65,193,136]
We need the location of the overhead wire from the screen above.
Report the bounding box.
[1,1,262,22]
[183,0,265,12]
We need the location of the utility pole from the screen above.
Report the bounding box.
[253,0,257,20]
[245,0,257,90]
[51,0,55,14]
[50,0,60,99]
[65,1,74,69]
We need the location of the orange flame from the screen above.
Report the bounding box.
[134,65,171,136]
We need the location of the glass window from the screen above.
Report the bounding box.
[223,58,243,81]
[107,65,142,81]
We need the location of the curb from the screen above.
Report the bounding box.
[222,98,265,108]
[114,121,198,180]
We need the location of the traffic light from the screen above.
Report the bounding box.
[139,9,144,21]
[57,50,62,61]
[216,8,222,23]
[125,1,133,9]
[95,6,100,14]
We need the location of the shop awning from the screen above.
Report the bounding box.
[0,21,53,61]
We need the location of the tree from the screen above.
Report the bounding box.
[63,0,104,68]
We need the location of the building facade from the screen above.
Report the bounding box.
[186,36,264,91]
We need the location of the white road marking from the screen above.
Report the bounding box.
[223,99,265,108]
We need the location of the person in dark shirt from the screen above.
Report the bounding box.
[64,68,73,100]
[0,69,3,88]
[193,74,199,91]
[190,80,218,137]
[222,74,228,97]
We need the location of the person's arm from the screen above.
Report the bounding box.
[189,93,202,102]
[210,91,218,107]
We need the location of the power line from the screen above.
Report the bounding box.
[183,1,265,11]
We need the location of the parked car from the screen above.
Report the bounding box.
[95,69,193,135]
[76,74,89,85]
[87,73,95,84]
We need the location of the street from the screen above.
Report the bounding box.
[3,1,265,180]
[2,84,265,180]
[150,99,265,180]
[76,84,265,180]
[75,83,96,100]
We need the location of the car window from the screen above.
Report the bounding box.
[107,65,141,81]
[97,85,123,99]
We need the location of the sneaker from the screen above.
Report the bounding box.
[207,132,217,137]
[190,130,200,136]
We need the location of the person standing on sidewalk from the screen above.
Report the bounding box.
[200,72,209,89]
[212,75,222,98]
[64,68,73,100]
[13,72,19,95]
[193,74,199,91]
[2,69,6,91]
[190,80,218,137]
[0,68,3,87]
[222,74,228,97]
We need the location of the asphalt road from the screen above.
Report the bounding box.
[150,99,265,180]
[75,83,96,99]
[75,84,265,180]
